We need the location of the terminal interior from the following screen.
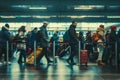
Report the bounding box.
[0,0,120,80]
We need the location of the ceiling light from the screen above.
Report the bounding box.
[70,15,104,18]
[74,5,104,10]
[29,7,47,10]
[12,5,29,8]
[16,15,31,18]
[32,16,50,18]
[107,16,120,18]
[0,16,16,18]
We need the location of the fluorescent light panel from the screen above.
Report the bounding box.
[107,16,120,18]
[70,15,104,18]
[29,7,47,10]
[33,16,50,18]
[0,16,16,18]
[74,5,104,10]
[12,5,29,8]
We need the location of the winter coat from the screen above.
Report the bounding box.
[97,27,105,37]
[15,31,26,50]
[0,26,10,48]
[86,33,92,43]
[69,25,78,44]
[109,30,117,43]
[39,26,49,48]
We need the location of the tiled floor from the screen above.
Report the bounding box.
[0,58,120,80]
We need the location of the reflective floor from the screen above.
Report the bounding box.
[0,58,120,80]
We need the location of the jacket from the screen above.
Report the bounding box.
[39,26,49,47]
[69,25,78,44]
[97,27,105,37]
[0,26,10,48]
[15,31,26,50]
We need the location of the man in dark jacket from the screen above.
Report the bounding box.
[36,21,53,64]
[67,21,79,65]
[0,24,11,64]
[109,26,117,65]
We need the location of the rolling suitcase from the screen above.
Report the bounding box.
[80,50,88,65]
[26,48,42,64]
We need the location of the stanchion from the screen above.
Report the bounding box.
[6,41,9,65]
[115,41,118,69]
[77,41,81,66]
[53,41,56,65]
[34,41,37,66]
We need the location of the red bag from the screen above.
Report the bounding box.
[80,50,88,65]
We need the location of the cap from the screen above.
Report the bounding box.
[5,23,10,28]
[99,24,104,28]
[43,21,49,24]
[110,26,116,30]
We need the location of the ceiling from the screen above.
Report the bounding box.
[0,0,120,22]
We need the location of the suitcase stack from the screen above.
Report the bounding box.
[80,50,88,66]
[26,48,42,64]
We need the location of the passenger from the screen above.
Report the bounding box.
[36,21,53,64]
[109,26,117,65]
[28,27,38,51]
[67,21,79,65]
[0,24,11,64]
[97,35,105,65]
[105,30,110,47]
[15,26,27,63]
[92,31,99,51]
[78,31,84,50]
[85,30,93,59]
[97,24,105,37]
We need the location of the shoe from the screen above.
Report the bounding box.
[98,60,105,66]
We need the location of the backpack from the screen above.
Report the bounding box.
[36,29,42,42]
[63,30,71,43]
[92,33,99,42]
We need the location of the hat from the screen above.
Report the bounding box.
[110,26,116,30]
[5,23,10,28]
[43,21,49,24]
[99,24,104,28]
